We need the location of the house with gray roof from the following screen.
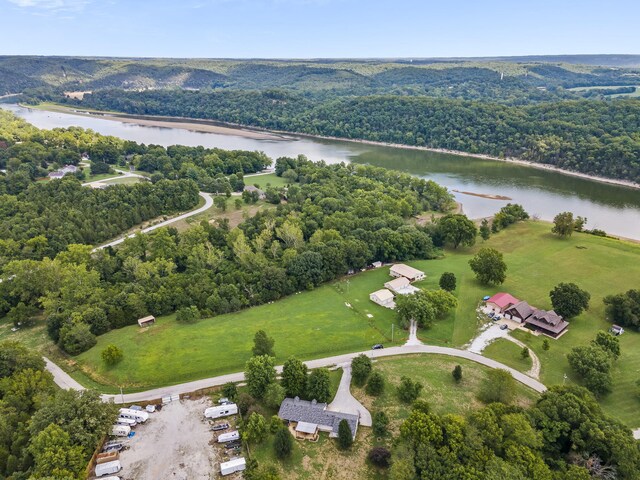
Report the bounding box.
[277,397,359,440]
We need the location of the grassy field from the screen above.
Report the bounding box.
[483,338,532,373]
[245,172,292,189]
[250,354,539,480]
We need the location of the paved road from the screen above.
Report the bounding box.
[46,345,547,404]
[93,191,213,250]
[327,364,372,426]
[43,357,85,391]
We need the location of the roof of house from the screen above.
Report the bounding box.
[295,421,318,434]
[278,397,358,438]
[384,277,411,291]
[504,300,534,319]
[390,264,424,279]
[525,309,568,334]
[243,185,264,193]
[370,289,395,301]
[486,292,521,309]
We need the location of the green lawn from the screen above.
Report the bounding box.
[483,338,532,373]
[245,173,292,189]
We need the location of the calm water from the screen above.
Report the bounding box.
[4,103,640,239]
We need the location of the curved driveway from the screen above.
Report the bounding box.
[44,345,547,404]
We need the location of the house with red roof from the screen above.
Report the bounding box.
[485,292,520,313]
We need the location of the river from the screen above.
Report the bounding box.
[3,103,640,239]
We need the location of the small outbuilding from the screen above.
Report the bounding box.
[137,315,155,327]
[369,289,395,309]
[485,292,520,313]
[610,325,625,336]
[389,264,425,282]
[384,277,420,295]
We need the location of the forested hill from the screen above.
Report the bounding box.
[73,90,640,183]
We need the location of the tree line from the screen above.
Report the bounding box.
[0,341,115,479]
[65,89,640,183]
[0,157,453,354]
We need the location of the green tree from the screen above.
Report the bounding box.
[437,214,478,249]
[243,412,268,444]
[469,248,507,285]
[366,371,385,396]
[452,364,463,383]
[549,283,590,319]
[264,383,286,409]
[397,376,423,403]
[368,446,391,468]
[101,344,123,366]
[58,322,97,355]
[478,369,516,404]
[306,368,331,403]
[281,356,307,398]
[234,198,243,209]
[395,289,457,329]
[176,305,200,324]
[542,339,550,351]
[552,212,575,238]
[351,354,373,386]
[6,301,39,327]
[0,341,45,378]
[274,426,293,459]
[213,195,227,212]
[29,424,86,480]
[252,330,275,357]
[337,419,353,449]
[480,218,491,240]
[372,411,389,437]
[592,330,621,360]
[603,289,640,328]
[222,382,238,401]
[521,347,530,359]
[244,355,276,399]
[568,345,613,396]
[438,272,457,292]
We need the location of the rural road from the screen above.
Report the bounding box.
[45,344,548,404]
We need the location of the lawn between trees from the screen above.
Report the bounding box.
[68,221,640,427]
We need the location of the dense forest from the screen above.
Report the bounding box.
[0,157,452,354]
[0,341,115,480]
[393,386,640,479]
[70,89,640,183]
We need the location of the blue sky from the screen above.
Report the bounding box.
[1,0,638,58]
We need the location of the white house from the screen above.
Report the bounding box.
[384,276,420,295]
[369,289,395,308]
[389,264,425,282]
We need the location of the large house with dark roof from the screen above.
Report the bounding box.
[504,301,569,338]
[277,397,359,440]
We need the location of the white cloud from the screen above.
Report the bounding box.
[7,0,91,11]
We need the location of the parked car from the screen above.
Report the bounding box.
[102,442,124,453]
[488,312,495,318]
[211,423,230,432]
[372,344,384,350]
[494,315,502,320]
[500,324,508,330]
[224,441,242,449]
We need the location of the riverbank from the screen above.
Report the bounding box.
[28,102,640,192]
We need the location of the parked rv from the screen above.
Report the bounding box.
[204,403,238,419]
[119,408,149,423]
[95,460,122,477]
[217,431,240,443]
[220,457,246,476]
[111,425,131,437]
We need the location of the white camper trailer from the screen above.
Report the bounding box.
[116,417,137,427]
[204,403,238,419]
[220,457,246,476]
[111,425,131,437]
[217,430,241,443]
[95,460,122,477]
[119,408,149,423]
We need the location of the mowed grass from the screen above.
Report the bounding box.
[76,275,408,390]
[245,173,292,189]
[483,338,532,373]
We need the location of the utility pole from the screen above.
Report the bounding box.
[392,324,395,343]
[120,386,124,404]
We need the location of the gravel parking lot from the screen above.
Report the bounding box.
[117,397,218,480]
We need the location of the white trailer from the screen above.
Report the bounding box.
[204,403,238,419]
[119,408,149,423]
[95,460,122,477]
[217,430,240,443]
[220,457,246,476]
[111,425,131,437]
